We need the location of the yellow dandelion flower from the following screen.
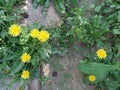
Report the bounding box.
[21,70,30,79]
[30,29,39,38]
[9,24,21,37]
[96,49,107,59]
[37,30,50,42]
[21,53,31,63]
[89,75,96,82]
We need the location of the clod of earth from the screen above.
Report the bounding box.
[52,71,58,77]
[21,12,29,18]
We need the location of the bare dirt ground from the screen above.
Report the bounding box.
[42,48,96,90]
[21,0,61,26]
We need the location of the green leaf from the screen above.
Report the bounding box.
[106,81,120,90]
[113,29,120,34]
[83,76,91,84]
[91,4,95,8]
[69,0,78,7]
[41,50,48,59]
[78,62,117,83]
[32,0,39,9]
[44,0,50,8]
[1,55,15,61]
[54,0,65,14]
[31,58,37,66]
[118,11,120,22]
[95,6,101,12]
[39,0,46,5]
[41,0,50,17]
[11,61,24,74]
[59,1,65,14]
[31,56,40,66]
[19,80,26,90]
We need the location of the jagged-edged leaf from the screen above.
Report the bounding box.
[106,81,120,90]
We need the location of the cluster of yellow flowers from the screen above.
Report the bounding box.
[8,24,50,79]
[9,24,50,42]
[30,29,50,42]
